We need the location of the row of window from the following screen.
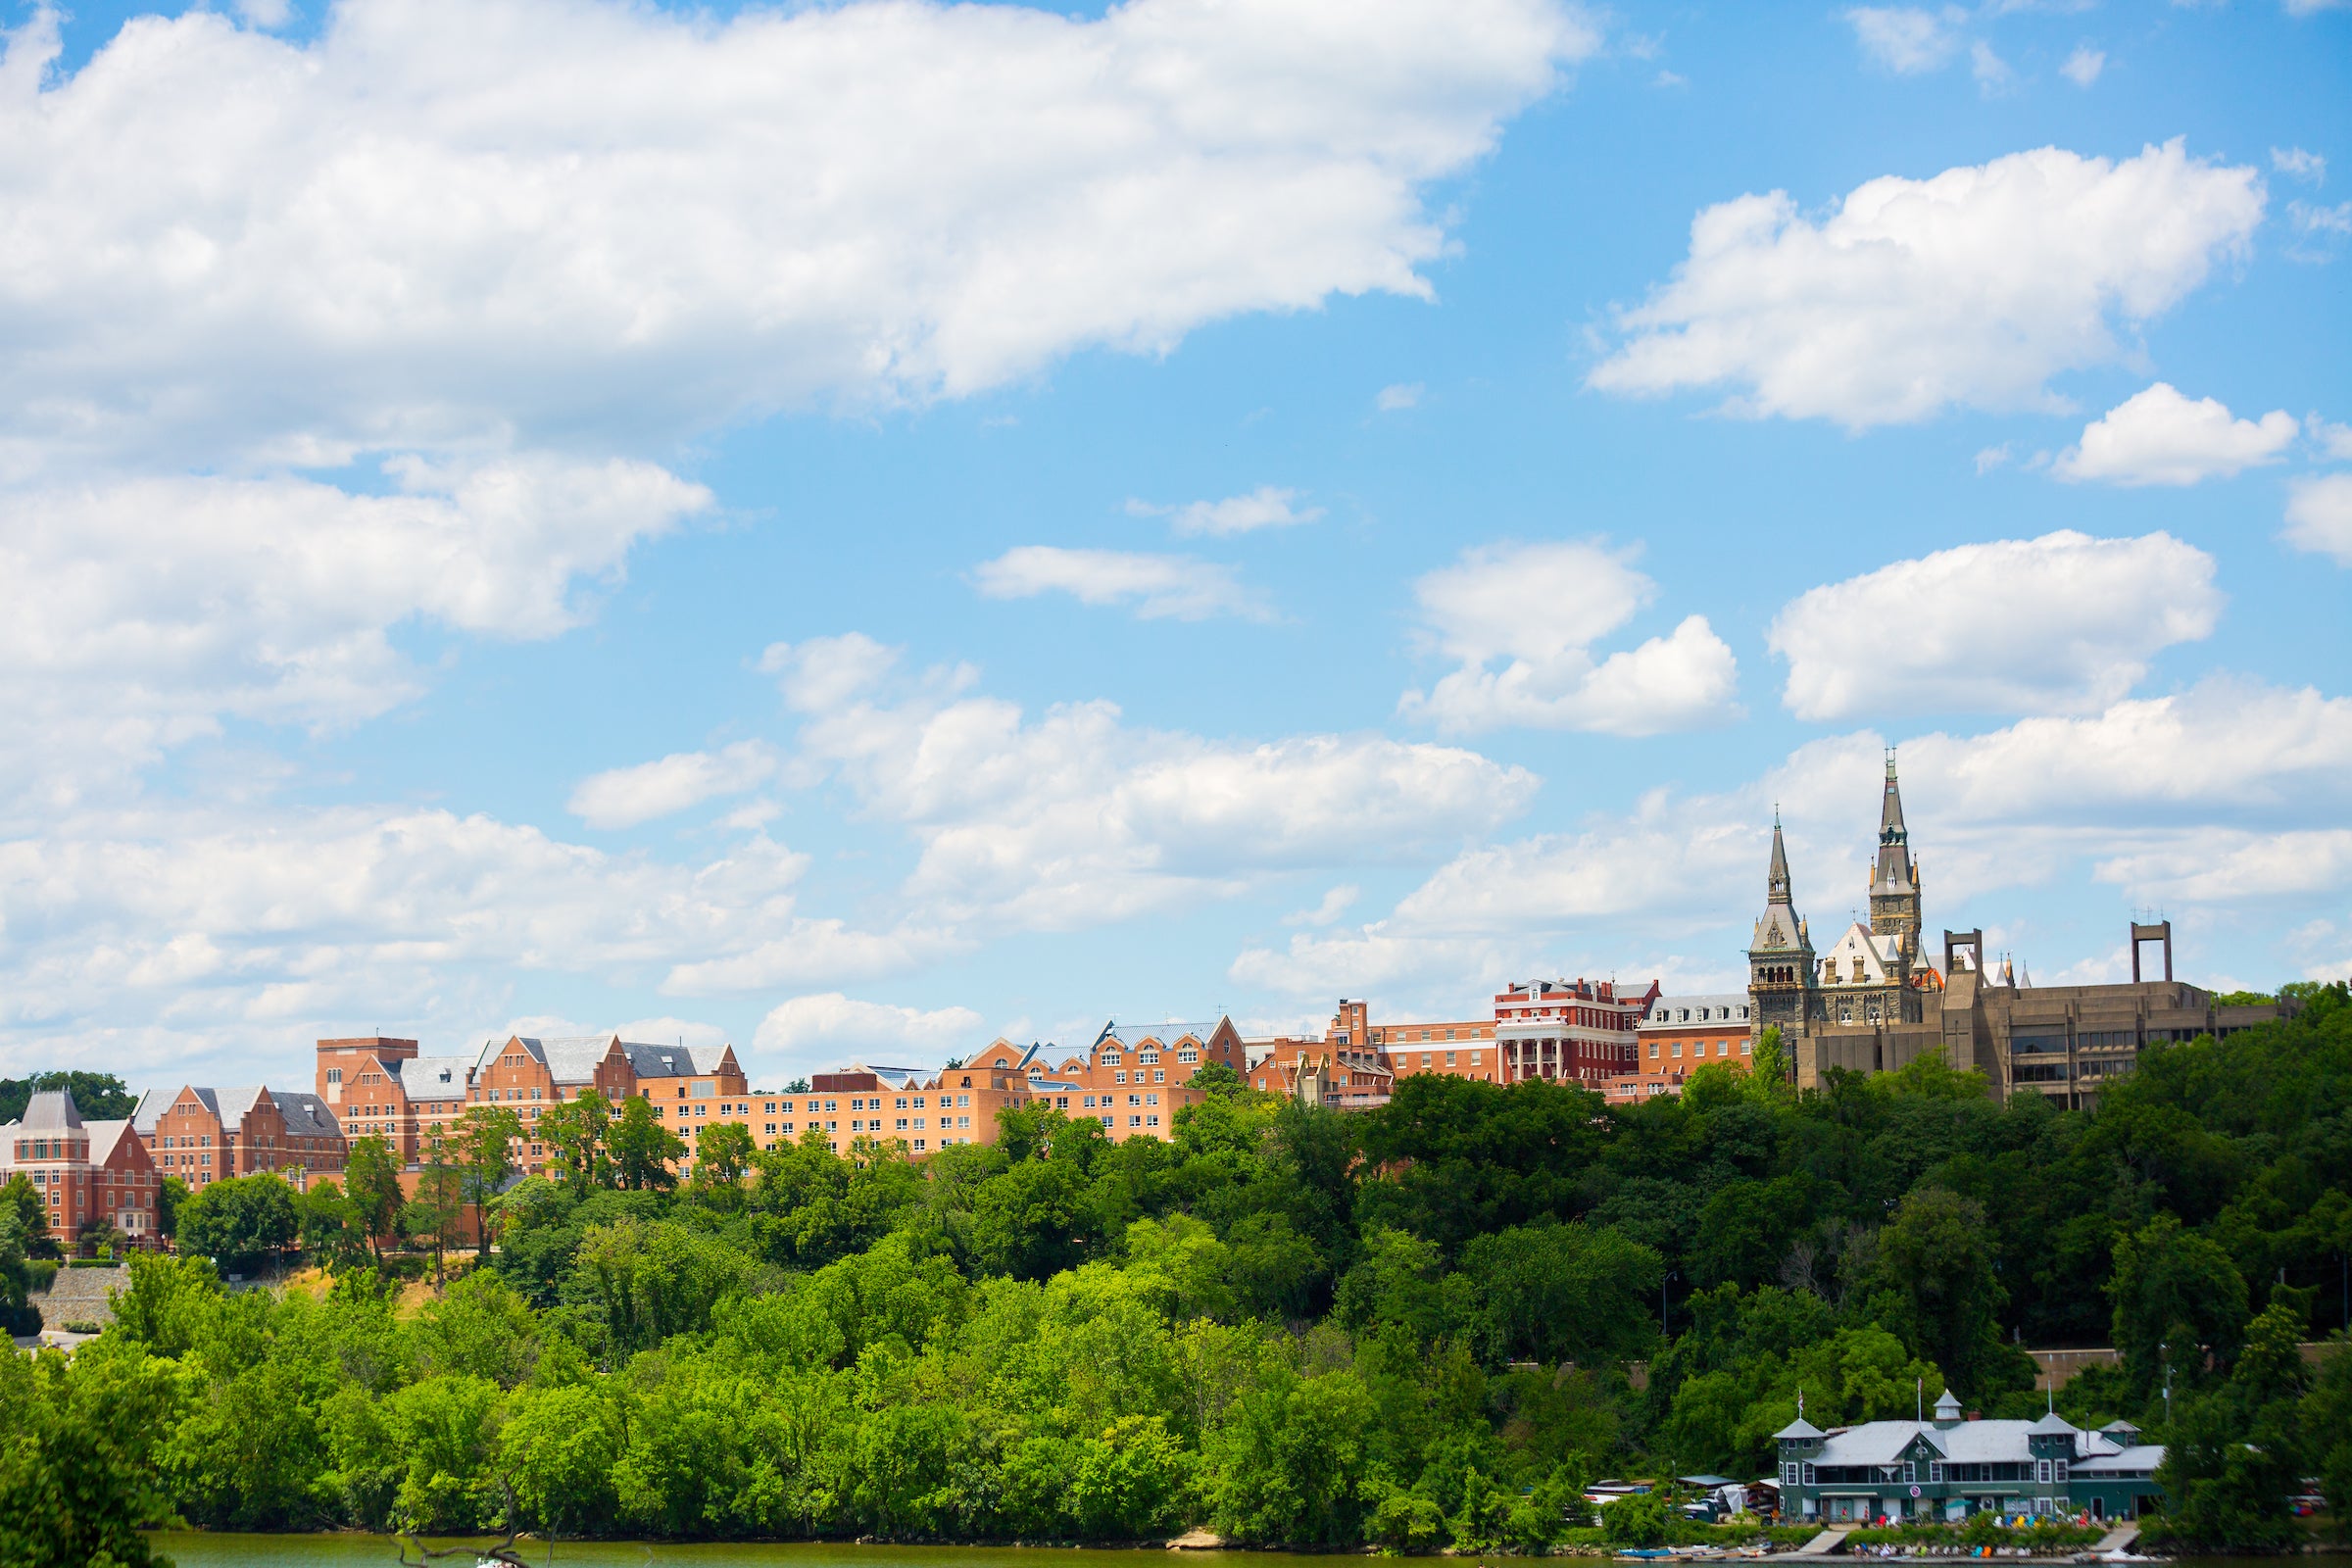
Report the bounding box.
[1649,1039,1751,1059]
[1785,1461,2065,1486]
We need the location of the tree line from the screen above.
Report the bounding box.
[3,992,2348,1566]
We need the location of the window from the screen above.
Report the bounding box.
[1742,1040,1753,1055]
[2037,1460,2051,1484]
[1801,1464,1816,1486]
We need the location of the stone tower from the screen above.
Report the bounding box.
[1747,814,1817,1038]
[1868,751,1922,969]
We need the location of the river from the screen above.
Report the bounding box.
[145,1541,2352,1568]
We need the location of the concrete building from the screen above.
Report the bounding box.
[0,1089,163,1247]
[1776,1391,2164,1523]
[1608,993,1754,1103]
[132,1084,344,1191]
[1750,765,2294,1102]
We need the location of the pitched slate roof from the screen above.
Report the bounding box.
[1811,1419,2098,1467]
[273,1092,342,1139]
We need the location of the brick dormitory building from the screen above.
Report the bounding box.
[0,1090,164,1246]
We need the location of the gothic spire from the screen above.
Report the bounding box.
[1874,751,1915,894]
[1768,809,1791,905]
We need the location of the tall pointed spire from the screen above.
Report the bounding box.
[1872,750,1917,897]
[1768,808,1792,905]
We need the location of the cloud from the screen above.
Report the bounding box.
[1770,531,2221,720]
[2052,382,2298,485]
[2093,830,2352,903]
[1376,382,1425,412]
[0,456,709,807]
[568,741,780,830]
[763,636,1540,928]
[0,0,1597,471]
[753,992,985,1072]
[1845,7,1959,74]
[2059,45,2104,86]
[2284,474,2352,565]
[1589,140,2265,429]
[971,546,1272,622]
[0,798,959,1070]
[2272,147,2327,184]
[1284,884,1360,927]
[1236,676,2352,997]
[2311,417,2352,462]
[1969,41,2016,94]
[1128,486,1325,538]
[1397,541,1740,735]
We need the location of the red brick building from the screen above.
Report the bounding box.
[0,1090,163,1247]
[1494,977,1656,1087]
[1605,992,1756,1104]
[132,1084,345,1191]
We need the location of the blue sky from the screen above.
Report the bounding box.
[0,0,2346,1093]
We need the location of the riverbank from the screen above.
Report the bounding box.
[144,1537,2352,1568]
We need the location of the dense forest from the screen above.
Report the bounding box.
[4,993,2349,1568]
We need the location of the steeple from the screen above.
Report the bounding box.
[1768,808,1792,905]
[1749,808,1816,1040]
[1873,750,1914,895]
[1869,751,1923,973]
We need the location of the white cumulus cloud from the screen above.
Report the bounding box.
[0,456,709,808]
[568,741,780,830]
[2284,474,2352,565]
[1129,486,1325,538]
[1397,541,1740,735]
[0,0,1597,471]
[1589,140,2265,429]
[1844,7,1959,74]
[972,546,1271,622]
[1770,531,2221,721]
[2053,382,2298,485]
[2059,46,2104,87]
[761,635,1539,928]
[752,993,986,1074]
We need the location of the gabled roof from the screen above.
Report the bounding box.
[1775,1416,1826,1440]
[2027,1409,2078,1437]
[395,1053,483,1097]
[214,1086,273,1121]
[83,1120,145,1166]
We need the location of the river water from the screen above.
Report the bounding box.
[146,1541,2352,1568]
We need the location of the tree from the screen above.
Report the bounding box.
[2152,1301,2311,1550]
[691,1120,756,1200]
[156,1175,188,1241]
[409,1132,466,1283]
[0,1071,137,1124]
[1456,1220,1665,1367]
[174,1173,300,1277]
[295,1179,370,1274]
[607,1096,684,1192]
[344,1136,408,1266]
[454,1105,523,1260]
[1870,1186,2018,1397]
[2107,1212,2250,1397]
[0,1175,53,1261]
[538,1090,612,1194]
[0,1341,186,1568]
